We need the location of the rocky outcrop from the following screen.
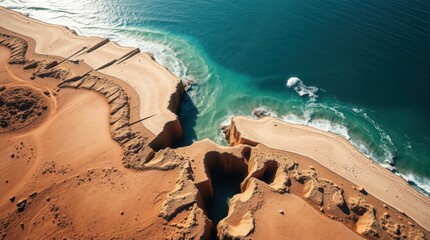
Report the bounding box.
[0,33,27,64]
[140,148,185,170]
[291,167,351,215]
[227,118,259,146]
[168,203,212,240]
[251,107,276,118]
[332,188,346,209]
[218,211,255,240]
[292,169,317,183]
[217,179,261,240]
[160,161,197,220]
[160,161,212,239]
[242,152,291,193]
[380,212,402,239]
[348,197,379,237]
[303,178,324,206]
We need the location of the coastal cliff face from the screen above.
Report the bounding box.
[226,118,256,147]
[0,8,430,240]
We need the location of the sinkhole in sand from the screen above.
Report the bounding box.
[206,168,243,225]
[201,150,250,230]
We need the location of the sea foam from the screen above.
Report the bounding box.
[281,114,351,140]
[286,77,319,101]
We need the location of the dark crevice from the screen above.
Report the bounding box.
[260,161,279,185]
[207,168,243,226]
[174,91,198,147]
[241,146,251,161]
[197,152,249,239]
[339,201,351,215]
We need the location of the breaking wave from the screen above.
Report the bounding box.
[286,77,319,101]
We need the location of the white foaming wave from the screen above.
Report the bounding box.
[214,131,227,145]
[380,160,430,195]
[286,77,300,87]
[349,109,429,194]
[145,45,182,73]
[349,107,397,164]
[123,27,212,84]
[348,138,392,168]
[349,138,375,159]
[219,113,234,129]
[362,112,397,165]
[308,102,346,120]
[307,119,351,140]
[120,28,204,79]
[111,27,218,117]
[281,113,310,125]
[214,113,235,144]
[352,107,365,114]
[395,172,430,195]
[286,77,319,101]
[281,103,337,134]
[281,114,351,141]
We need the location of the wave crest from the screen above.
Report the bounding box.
[286,77,319,101]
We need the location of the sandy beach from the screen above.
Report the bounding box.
[1,6,429,240]
[229,116,430,231]
[0,7,183,149]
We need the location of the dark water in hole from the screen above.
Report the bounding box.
[207,170,243,226]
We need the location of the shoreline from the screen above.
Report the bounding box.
[229,116,430,230]
[241,108,430,196]
[1,6,429,239]
[0,7,183,149]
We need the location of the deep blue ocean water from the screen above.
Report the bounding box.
[1,0,429,193]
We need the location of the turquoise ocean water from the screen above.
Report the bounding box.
[1,0,429,194]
